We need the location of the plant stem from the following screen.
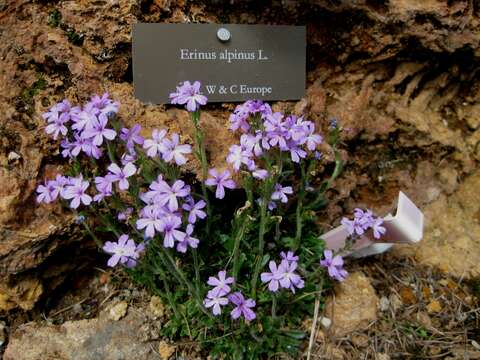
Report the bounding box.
[192,248,201,294]
[272,293,277,319]
[162,247,212,318]
[231,201,251,279]
[294,162,307,251]
[152,254,181,319]
[106,140,116,164]
[80,219,102,248]
[191,111,212,235]
[251,193,268,297]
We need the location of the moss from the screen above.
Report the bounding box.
[21,76,47,101]
[471,278,480,298]
[65,28,85,46]
[47,9,62,28]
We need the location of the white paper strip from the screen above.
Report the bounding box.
[320,191,424,258]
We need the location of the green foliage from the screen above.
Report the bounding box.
[21,76,47,101]
[47,9,62,28]
[65,106,344,358]
[65,28,85,46]
[122,118,343,358]
[471,278,480,298]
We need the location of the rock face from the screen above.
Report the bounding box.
[0,0,479,310]
[412,170,480,278]
[4,306,161,360]
[325,272,379,337]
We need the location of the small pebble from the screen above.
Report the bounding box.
[108,301,128,321]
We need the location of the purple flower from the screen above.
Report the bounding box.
[280,251,299,263]
[50,174,69,199]
[60,139,74,158]
[204,293,229,316]
[162,133,192,165]
[354,208,375,228]
[252,168,269,180]
[71,134,102,159]
[169,81,208,112]
[81,113,117,146]
[372,217,386,239]
[42,99,72,123]
[226,144,252,172]
[120,124,144,150]
[94,175,114,201]
[36,175,69,204]
[289,145,307,163]
[228,292,256,321]
[182,199,207,224]
[240,133,263,157]
[150,179,190,212]
[107,162,137,191]
[304,123,323,151]
[261,261,283,292]
[228,100,271,133]
[45,112,69,140]
[72,108,97,132]
[136,206,163,238]
[159,214,185,248]
[117,207,133,221]
[278,260,304,293]
[103,234,144,268]
[36,181,57,204]
[121,152,136,165]
[62,176,92,209]
[89,93,119,116]
[320,250,348,282]
[229,111,250,133]
[271,183,293,204]
[176,224,199,253]
[207,270,234,297]
[205,169,236,199]
[341,208,382,237]
[143,129,167,158]
[245,100,271,116]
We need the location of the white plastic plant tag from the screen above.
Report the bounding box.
[320,191,424,258]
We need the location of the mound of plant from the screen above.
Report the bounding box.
[37,81,386,358]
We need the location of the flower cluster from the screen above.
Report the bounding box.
[341,208,386,239]
[227,110,323,171]
[203,270,256,321]
[42,93,120,159]
[136,175,203,252]
[260,251,304,293]
[37,174,93,209]
[36,93,201,270]
[35,82,388,357]
[143,130,192,166]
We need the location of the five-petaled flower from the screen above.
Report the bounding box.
[207,270,234,297]
[169,80,208,112]
[103,234,144,268]
[320,250,348,282]
[228,292,256,321]
[62,176,92,209]
[107,162,137,191]
[205,169,236,199]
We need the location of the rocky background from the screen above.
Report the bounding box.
[0,0,479,358]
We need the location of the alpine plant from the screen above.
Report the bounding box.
[36,82,386,358]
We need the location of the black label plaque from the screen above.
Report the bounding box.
[133,24,306,104]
